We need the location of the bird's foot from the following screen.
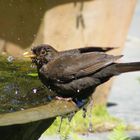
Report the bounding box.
[56,96,72,101]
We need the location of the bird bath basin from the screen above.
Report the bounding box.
[0,55,78,140]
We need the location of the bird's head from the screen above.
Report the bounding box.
[23,44,57,67]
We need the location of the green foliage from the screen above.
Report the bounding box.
[45,117,69,135]
[27,73,38,77]
[108,124,131,140]
[45,117,72,140]
[59,123,71,140]
[44,105,123,140]
[71,133,84,140]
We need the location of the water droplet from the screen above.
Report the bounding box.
[15,90,18,94]
[30,64,36,68]
[37,59,40,64]
[8,3,12,7]
[33,88,37,93]
[17,37,21,41]
[33,34,36,38]
[10,108,15,112]
[7,56,15,63]
[88,122,93,132]
[21,20,25,24]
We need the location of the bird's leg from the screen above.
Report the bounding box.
[56,96,73,101]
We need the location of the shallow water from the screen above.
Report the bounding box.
[0,55,56,113]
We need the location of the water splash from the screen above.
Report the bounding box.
[77,89,80,92]
[7,56,15,63]
[32,88,37,94]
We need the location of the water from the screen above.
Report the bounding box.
[0,55,56,113]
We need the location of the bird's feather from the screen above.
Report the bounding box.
[40,52,122,82]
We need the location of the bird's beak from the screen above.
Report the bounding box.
[23,51,36,58]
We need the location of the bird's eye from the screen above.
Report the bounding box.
[40,49,46,55]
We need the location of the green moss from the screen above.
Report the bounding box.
[43,105,131,140]
[45,105,122,136]
[0,55,55,113]
[108,124,131,140]
[27,73,38,77]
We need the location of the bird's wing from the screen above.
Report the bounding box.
[60,46,115,55]
[40,52,122,82]
[77,46,115,53]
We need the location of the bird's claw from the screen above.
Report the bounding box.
[55,96,72,101]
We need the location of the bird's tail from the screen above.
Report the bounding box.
[115,62,140,73]
[90,61,140,89]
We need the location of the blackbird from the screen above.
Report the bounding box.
[24,44,140,105]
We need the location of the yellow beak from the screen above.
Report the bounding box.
[23,51,36,58]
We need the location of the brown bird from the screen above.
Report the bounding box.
[24,44,140,107]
